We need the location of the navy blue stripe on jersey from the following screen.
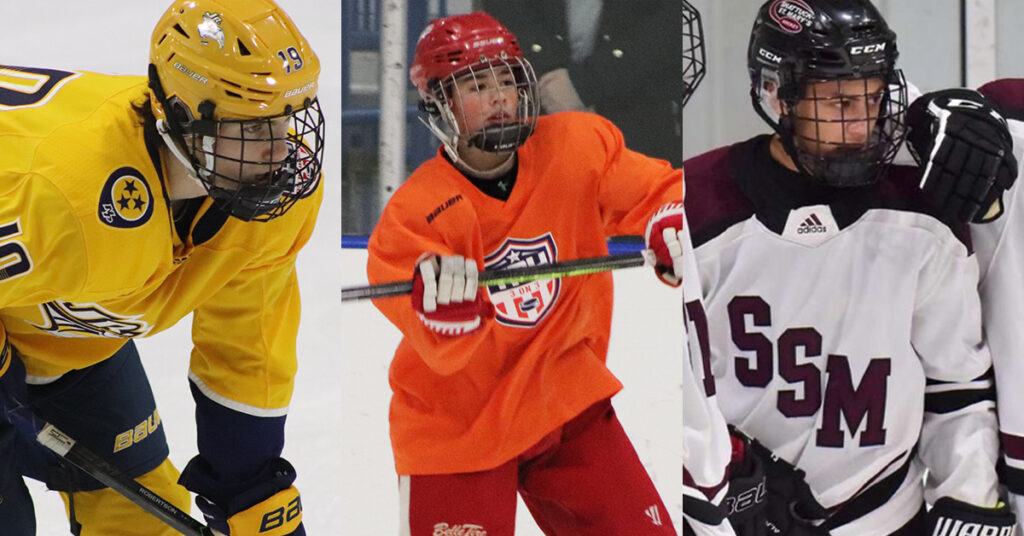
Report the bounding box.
[189,380,286,483]
[191,203,232,246]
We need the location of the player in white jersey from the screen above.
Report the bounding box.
[683,0,1014,534]
[680,213,736,536]
[663,4,738,535]
[940,78,1024,533]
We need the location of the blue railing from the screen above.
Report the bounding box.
[342,235,646,254]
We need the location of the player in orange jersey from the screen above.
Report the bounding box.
[367,11,689,536]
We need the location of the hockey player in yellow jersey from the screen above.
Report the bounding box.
[0,1,324,534]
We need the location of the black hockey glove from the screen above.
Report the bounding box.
[924,497,1016,536]
[728,428,830,536]
[907,88,1018,223]
[723,430,767,536]
[179,456,304,536]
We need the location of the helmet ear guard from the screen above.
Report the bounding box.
[418,97,441,117]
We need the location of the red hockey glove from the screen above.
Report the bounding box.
[412,254,493,336]
[643,202,686,287]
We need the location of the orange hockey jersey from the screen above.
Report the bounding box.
[367,112,681,474]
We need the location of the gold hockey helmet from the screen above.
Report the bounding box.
[148,0,325,221]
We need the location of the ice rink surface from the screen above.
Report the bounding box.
[3,2,683,534]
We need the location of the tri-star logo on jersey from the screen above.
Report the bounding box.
[484,234,560,328]
[98,167,154,229]
[30,300,153,338]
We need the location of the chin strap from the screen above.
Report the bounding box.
[419,108,516,175]
[156,119,211,194]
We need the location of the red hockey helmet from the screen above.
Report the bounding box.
[410,12,539,158]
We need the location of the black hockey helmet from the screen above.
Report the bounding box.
[748,0,908,187]
[682,0,706,108]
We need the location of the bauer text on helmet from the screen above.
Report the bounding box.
[148,0,325,221]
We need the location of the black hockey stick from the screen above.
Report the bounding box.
[342,251,647,302]
[10,410,214,536]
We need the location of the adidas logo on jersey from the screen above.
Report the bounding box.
[797,213,827,234]
[783,205,838,245]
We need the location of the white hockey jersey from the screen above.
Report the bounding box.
[974,79,1024,534]
[684,134,1000,535]
[681,209,736,536]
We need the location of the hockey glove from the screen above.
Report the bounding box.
[907,88,1018,223]
[412,253,493,336]
[924,497,1015,536]
[729,427,830,536]
[643,202,686,287]
[179,456,304,536]
[724,430,768,536]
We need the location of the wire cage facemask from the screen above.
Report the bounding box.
[682,0,707,107]
[171,97,325,221]
[753,68,908,187]
[421,55,539,159]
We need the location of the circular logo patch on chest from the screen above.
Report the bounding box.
[98,167,154,228]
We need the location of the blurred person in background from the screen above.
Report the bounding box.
[480,0,684,166]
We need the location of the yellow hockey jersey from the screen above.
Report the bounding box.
[0,67,321,414]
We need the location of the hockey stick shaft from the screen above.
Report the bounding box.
[12,411,214,536]
[342,252,647,302]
